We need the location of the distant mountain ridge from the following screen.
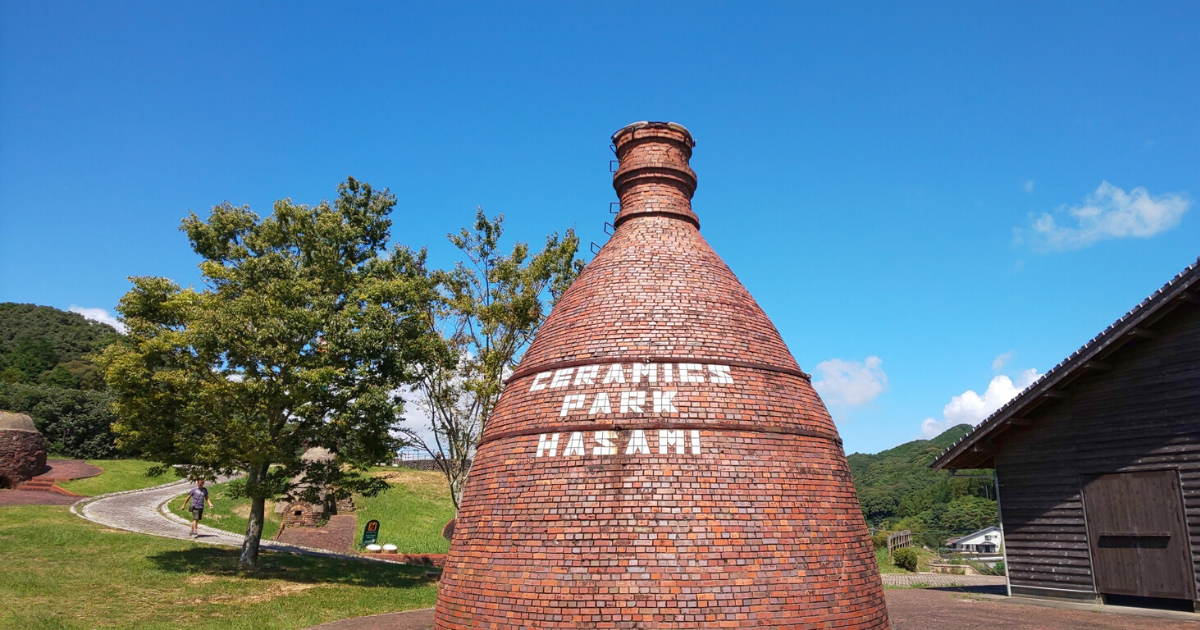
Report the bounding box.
[848,425,997,536]
[0,303,123,458]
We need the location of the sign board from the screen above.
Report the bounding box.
[362,519,380,546]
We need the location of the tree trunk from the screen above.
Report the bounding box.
[238,463,269,572]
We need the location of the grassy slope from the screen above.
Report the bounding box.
[0,506,437,630]
[167,480,283,540]
[354,469,455,554]
[58,459,166,496]
[875,546,940,574]
[166,469,455,555]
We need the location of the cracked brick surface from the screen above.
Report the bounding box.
[435,122,887,629]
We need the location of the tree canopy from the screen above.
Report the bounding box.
[403,209,584,510]
[98,178,433,570]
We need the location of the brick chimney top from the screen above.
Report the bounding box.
[611,121,699,229]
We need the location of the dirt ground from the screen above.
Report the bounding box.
[304,589,1200,629]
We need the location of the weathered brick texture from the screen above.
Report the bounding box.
[435,122,888,629]
[0,412,47,488]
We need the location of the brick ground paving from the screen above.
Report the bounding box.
[276,514,356,554]
[0,489,79,505]
[35,458,102,481]
[887,589,1200,629]
[881,572,1006,588]
[304,590,1200,630]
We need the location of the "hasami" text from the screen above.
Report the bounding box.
[535,429,702,458]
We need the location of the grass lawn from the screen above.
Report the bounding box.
[163,470,455,555]
[58,459,167,496]
[354,469,455,554]
[876,546,940,573]
[167,480,283,540]
[0,506,437,630]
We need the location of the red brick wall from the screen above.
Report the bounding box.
[0,430,47,486]
[434,122,888,629]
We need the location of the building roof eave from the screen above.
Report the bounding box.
[931,256,1200,471]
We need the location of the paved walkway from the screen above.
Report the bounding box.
[78,478,246,545]
[0,490,79,506]
[71,478,417,566]
[881,572,1007,588]
[304,590,1200,630]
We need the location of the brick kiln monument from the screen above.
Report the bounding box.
[0,411,47,489]
[435,122,888,628]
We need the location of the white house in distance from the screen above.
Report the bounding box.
[946,526,1003,554]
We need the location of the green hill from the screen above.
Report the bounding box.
[848,425,998,543]
[0,303,124,457]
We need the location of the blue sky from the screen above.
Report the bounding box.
[3,2,1198,455]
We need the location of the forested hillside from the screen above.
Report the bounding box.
[848,425,998,545]
[0,303,124,457]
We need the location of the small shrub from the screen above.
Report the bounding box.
[892,547,919,572]
[871,531,890,550]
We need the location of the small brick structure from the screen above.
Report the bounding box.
[276,447,355,527]
[434,123,888,628]
[0,411,47,489]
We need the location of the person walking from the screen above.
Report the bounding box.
[180,478,214,538]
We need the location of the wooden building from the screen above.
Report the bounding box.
[932,258,1200,611]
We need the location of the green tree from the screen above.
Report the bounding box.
[403,209,584,510]
[0,382,119,458]
[98,178,433,571]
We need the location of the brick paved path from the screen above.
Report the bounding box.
[0,489,79,505]
[302,590,1200,630]
[881,572,1007,588]
[36,459,102,481]
[276,514,357,553]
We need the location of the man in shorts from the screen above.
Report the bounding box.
[180,479,214,538]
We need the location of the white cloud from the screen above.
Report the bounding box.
[1023,180,1034,193]
[813,356,889,407]
[920,368,1039,438]
[991,351,1015,371]
[68,306,126,333]
[1020,181,1189,251]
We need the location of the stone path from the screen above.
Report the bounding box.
[881,572,1007,588]
[71,478,417,566]
[78,478,246,545]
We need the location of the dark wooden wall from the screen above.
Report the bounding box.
[995,302,1200,600]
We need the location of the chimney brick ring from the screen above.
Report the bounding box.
[612,121,700,228]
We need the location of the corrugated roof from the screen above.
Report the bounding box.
[931,255,1200,471]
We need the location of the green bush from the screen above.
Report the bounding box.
[892,547,919,572]
[870,531,890,549]
[0,382,120,458]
